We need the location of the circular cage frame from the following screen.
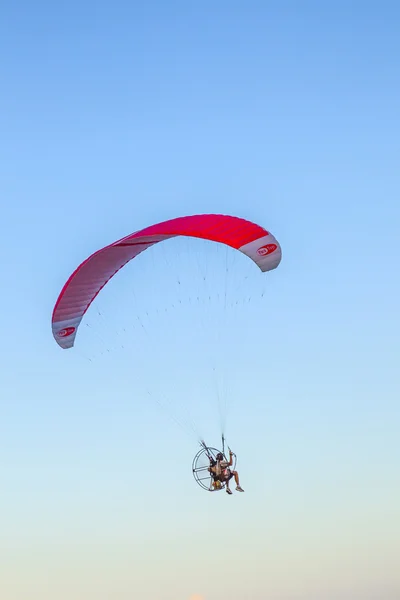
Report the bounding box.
[192,446,237,492]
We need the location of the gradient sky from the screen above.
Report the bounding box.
[1,1,399,599]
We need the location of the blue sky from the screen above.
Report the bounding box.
[1,1,399,599]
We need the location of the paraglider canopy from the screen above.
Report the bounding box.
[52,214,281,349]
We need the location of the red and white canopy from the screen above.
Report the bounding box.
[52,214,281,349]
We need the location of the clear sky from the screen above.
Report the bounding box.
[1,1,399,599]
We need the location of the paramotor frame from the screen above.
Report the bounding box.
[192,445,237,492]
